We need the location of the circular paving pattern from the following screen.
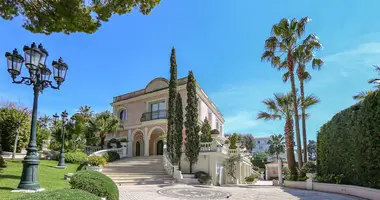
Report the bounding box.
[157,188,231,199]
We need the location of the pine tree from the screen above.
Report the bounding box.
[167,47,177,160]
[174,92,184,168]
[200,118,212,142]
[184,71,200,174]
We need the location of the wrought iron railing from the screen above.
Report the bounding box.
[140,110,168,122]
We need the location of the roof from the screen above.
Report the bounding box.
[112,76,224,120]
[113,77,188,103]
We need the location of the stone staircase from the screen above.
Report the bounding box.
[102,155,175,185]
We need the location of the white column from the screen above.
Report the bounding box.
[278,160,283,185]
[236,162,241,184]
[127,129,133,157]
[144,127,149,156]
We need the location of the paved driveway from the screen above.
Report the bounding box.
[118,184,363,200]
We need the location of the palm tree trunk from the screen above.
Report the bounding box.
[12,131,19,160]
[299,79,308,163]
[100,136,105,150]
[285,115,297,175]
[288,54,303,172]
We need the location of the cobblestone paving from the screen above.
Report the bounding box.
[118,184,363,200]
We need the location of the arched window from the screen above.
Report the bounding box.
[119,109,127,121]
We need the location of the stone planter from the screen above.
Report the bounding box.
[110,143,117,149]
[120,142,127,146]
[87,166,103,172]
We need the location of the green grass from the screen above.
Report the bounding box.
[0,159,79,200]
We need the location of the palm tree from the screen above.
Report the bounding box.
[368,65,380,89]
[89,110,121,149]
[267,134,285,161]
[77,105,94,121]
[38,115,51,129]
[262,17,314,169]
[353,90,375,101]
[293,40,323,163]
[257,92,319,175]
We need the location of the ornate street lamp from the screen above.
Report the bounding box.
[5,42,68,191]
[53,110,69,169]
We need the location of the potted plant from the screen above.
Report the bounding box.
[245,175,257,184]
[301,162,317,180]
[86,155,107,172]
[119,138,128,146]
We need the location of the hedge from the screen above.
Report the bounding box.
[317,90,380,189]
[16,189,100,200]
[64,151,88,164]
[70,170,119,200]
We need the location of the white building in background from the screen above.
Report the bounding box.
[252,137,271,153]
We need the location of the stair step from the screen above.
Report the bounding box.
[107,174,171,178]
[103,172,167,176]
[114,180,175,185]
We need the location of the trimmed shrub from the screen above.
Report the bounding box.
[0,156,7,168]
[301,162,317,173]
[211,129,220,135]
[70,170,118,200]
[224,140,230,145]
[64,151,88,164]
[16,189,100,200]
[198,173,212,185]
[106,138,121,148]
[194,171,208,179]
[297,176,308,181]
[88,155,107,166]
[317,90,380,189]
[245,175,258,182]
[102,151,120,162]
[119,138,128,142]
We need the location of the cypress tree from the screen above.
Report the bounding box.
[200,118,212,142]
[167,47,177,160]
[174,92,184,168]
[184,71,200,174]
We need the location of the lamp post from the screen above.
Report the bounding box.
[5,42,68,191]
[53,111,69,169]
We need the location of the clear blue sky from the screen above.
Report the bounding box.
[1,0,379,141]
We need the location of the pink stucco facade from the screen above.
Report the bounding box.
[107,77,224,157]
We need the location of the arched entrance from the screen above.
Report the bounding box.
[156,140,164,155]
[136,141,141,156]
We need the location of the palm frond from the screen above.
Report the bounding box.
[353,90,374,101]
[261,50,274,62]
[303,94,320,108]
[282,71,290,83]
[302,71,312,82]
[257,111,281,121]
[296,16,310,38]
[312,58,324,70]
[264,36,279,51]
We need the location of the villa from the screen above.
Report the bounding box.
[106,77,225,157]
[99,76,254,185]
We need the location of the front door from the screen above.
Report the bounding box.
[136,141,141,156]
[157,140,164,155]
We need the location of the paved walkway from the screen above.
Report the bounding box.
[118,184,363,200]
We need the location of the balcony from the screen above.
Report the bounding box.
[140,110,168,122]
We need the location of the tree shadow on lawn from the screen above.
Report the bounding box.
[0,187,14,191]
[0,174,21,179]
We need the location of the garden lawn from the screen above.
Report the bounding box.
[0,159,79,200]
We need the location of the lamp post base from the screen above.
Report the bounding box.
[17,153,41,190]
